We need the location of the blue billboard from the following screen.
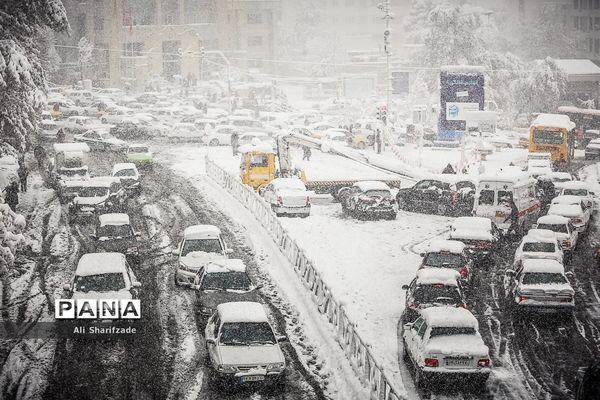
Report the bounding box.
[438,67,485,141]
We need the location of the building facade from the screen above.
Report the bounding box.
[79,0,280,90]
[571,0,600,62]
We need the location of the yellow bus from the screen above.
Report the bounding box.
[528,113,575,162]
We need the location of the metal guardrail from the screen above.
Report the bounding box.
[205,158,407,400]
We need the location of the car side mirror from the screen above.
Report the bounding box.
[565,271,574,278]
[276,335,287,343]
[132,281,141,288]
[206,338,216,345]
[255,284,263,290]
[532,224,537,229]
[90,233,97,240]
[225,248,234,255]
[62,284,71,292]
[171,248,179,256]
[402,284,409,290]
[419,253,425,257]
[134,232,141,237]
[258,188,266,196]
[403,323,413,331]
[505,269,515,276]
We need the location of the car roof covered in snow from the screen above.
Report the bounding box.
[530,113,575,131]
[270,178,307,190]
[184,225,221,240]
[449,229,494,241]
[98,213,130,226]
[551,195,583,205]
[416,268,461,286]
[419,306,479,329]
[537,215,570,225]
[238,141,274,154]
[217,301,269,323]
[129,143,149,149]
[521,259,565,274]
[548,204,583,218]
[354,180,391,192]
[478,170,534,185]
[451,217,492,231]
[428,174,477,184]
[538,172,572,181]
[523,229,557,243]
[427,239,466,254]
[85,176,120,187]
[204,259,247,274]
[62,180,89,188]
[53,142,90,153]
[76,252,127,276]
[560,181,590,191]
[112,163,138,174]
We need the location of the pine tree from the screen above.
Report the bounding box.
[0,0,69,152]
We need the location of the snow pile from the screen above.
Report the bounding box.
[0,203,27,276]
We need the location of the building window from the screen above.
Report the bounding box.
[595,16,600,30]
[581,16,588,31]
[161,0,179,25]
[574,16,579,29]
[595,38,600,54]
[94,13,104,31]
[596,0,600,9]
[122,42,144,56]
[162,40,181,78]
[590,0,594,8]
[590,38,594,53]
[247,13,262,24]
[248,35,263,46]
[581,0,588,9]
[574,0,578,8]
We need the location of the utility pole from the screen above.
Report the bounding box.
[378,0,392,153]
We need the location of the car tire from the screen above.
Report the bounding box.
[437,203,447,215]
[209,139,219,146]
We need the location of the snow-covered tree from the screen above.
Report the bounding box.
[0,0,69,152]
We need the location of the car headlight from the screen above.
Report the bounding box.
[267,362,285,372]
[217,364,237,373]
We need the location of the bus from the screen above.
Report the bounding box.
[557,106,600,147]
[528,113,575,164]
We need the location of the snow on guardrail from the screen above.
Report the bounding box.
[205,157,407,400]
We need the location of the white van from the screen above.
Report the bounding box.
[474,170,540,234]
[173,225,233,286]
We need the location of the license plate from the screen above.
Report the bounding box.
[446,358,471,367]
[241,375,265,382]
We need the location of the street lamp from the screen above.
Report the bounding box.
[378,0,392,153]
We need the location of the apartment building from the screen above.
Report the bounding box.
[572,0,600,62]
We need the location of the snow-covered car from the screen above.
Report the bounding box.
[126,144,153,169]
[535,215,578,257]
[193,118,217,132]
[401,268,466,323]
[307,122,336,138]
[324,128,351,144]
[513,229,563,266]
[548,197,590,233]
[584,138,600,160]
[173,225,233,286]
[56,165,90,186]
[239,131,274,147]
[396,175,476,217]
[201,124,240,146]
[74,129,127,151]
[57,179,89,204]
[69,177,126,220]
[63,252,141,300]
[559,181,595,211]
[419,240,473,285]
[339,181,396,220]
[112,162,141,194]
[261,178,311,218]
[164,122,202,142]
[193,259,260,318]
[448,217,500,261]
[205,302,286,386]
[58,115,107,134]
[537,172,574,195]
[92,213,140,263]
[527,158,553,178]
[38,119,59,141]
[505,259,574,314]
[402,307,491,389]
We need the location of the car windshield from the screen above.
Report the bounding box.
[200,272,252,291]
[181,238,223,256]
[537,223,568,234]
[424,252,465,268]
[75,272,126,292]
[365,190,391,198]
[522,242,555,252]
[413,285,462,304]
[97,224,132,238]
[533,129,563,145]
[219,322,276,345]
[59,169,86,177]
[522,272,567,285]
[130,147,148,153]
[479,190,494,205]
[114,169,136,177]
[78,186,109,197]
[429,326,477,338]
[563,189,588,196]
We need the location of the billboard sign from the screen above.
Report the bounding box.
[438,67,485,141]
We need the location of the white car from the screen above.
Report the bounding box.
[560,181,595,211]
[324,128,350,144]
[402,307,491,389]
[173,225,232,286]
[505,259,574,314]
[585,138,600,160]
[535,215,578,256]
[307,122,336,138]
[202,124,240,146]
[261,178,311,218]
[537,172,573,195]
[514,229,563,266]
[63,252,141,300]
[205,302,286,386]
[112,162,141,193]
[74,129,126,151]
[549,195,591,232]
[69,177,126,219]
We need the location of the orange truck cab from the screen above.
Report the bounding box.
[239,143,277,191]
